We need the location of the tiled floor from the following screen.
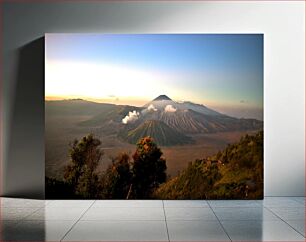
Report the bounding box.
[0,197,305,241]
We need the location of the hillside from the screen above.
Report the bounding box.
[45,99,115,117]
[79,105,143,127]
[141,108,262,134]
[154,131,263,199]
[120,120,192,146]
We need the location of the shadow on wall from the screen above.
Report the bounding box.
[5,37,45,199]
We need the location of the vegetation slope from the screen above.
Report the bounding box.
[154,131,263,199]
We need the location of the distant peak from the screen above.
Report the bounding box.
[153,95,172,101]
[67,98,84,101]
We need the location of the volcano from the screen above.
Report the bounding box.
[76,94,263,146]
[144,95,224,116]
[153,95,172,101]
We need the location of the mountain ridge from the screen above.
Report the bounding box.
[153,95,172,101]
[46,96,263,146]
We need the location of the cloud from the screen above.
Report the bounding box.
[147,104,157,112]
[164,105,177,112]
[122,110,140,124]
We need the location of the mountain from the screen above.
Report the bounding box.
[79,105,143,127]
[153,95,172,101]
[47,96,263,146]
[119,120,192,146]
[143,109,262,134]
[178,101,222,116]
[144,96,224,116]
[116,95,263,144]
[140,95,262,134]
[45,99,115,117]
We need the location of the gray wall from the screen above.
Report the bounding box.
[1,1,305,198]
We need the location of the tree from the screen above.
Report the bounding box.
[130,136,167,198]
[100,153,133,199]
[45,176,75,199]
[63,134,103,198]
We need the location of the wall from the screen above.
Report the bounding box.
[1,1,305,198]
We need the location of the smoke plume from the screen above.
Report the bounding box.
[147,104,157,112]
[164,105,177,112]
[122,110,140,124]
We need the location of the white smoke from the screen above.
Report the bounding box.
[122,110,140,124]
[147,104,157,112]
[164,105,177,113]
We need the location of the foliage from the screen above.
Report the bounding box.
[155,131,263,199]
[130,136,167,198]
[47,135,167,199]
[45,177,76,199]
[99,136,167,199]
[216,131,263,169]
[99,153,133,199]
[63,134,103,198]
[47,131,262,200]
[153,159,222,199]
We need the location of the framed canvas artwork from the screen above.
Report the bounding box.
[45,34,263,199]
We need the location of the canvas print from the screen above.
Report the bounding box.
[45,34,263,199]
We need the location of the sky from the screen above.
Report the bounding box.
[45,34,263,120]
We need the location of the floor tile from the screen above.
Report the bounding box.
[26,207,88,220]
[63,220,168,241]
[92,200,163,208]
[0,198,47,208]
[1,197,305,241]
[286,220,305,237]
[163,200,209,208]
[0,207,39,220]
[1,220,75,241]
[167,220,230,241]
[0,220,20,240]
[213,207,279,220]
[263,197,304,207]
[268,207,305,220]
[47,200,95,208]
[221,220,305,241]
[292,197,305,206]
[208,200,263,208]
[81,207,165,221]
[165,207,217,221]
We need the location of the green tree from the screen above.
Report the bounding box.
[100,153,133,199]
[130,136,167,198]
[63,134,103,198]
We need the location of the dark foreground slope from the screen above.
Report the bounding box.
[154,131,263,199]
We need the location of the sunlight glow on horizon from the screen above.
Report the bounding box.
[45,60,262,108]
[45,34,263,120]
[46,60,169,99]
[45,60,218,106]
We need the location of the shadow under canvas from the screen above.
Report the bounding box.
[4,37,45,199]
